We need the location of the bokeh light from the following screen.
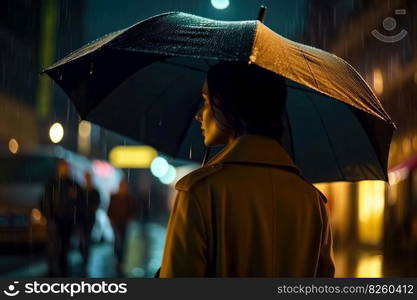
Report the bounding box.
[78,120,91,138]
[372,68,384,95]
[150,156,169,178]
[8,138,19,154]
[49,122,64,143]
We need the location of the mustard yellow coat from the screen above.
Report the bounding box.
[160,134,335,277]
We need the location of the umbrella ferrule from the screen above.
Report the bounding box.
[257,6,267,23]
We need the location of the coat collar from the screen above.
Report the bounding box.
[205,134,300,173]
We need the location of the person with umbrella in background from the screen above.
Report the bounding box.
[43,9,396,277]
[39,159,82,277]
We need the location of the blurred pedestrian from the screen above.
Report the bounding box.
[39,159,82,277]
[76,172,100,277]
[107,180,137,276]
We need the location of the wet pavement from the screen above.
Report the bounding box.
[1,222,417,278]
[0,221,166,278]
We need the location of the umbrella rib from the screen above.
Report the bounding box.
[299,48,320,90]
[305,93,345,181]
[283,111,296,164]
[162,60,207,73]
[144,72,186,116]
[347,106,389,181]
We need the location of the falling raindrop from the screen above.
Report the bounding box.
[59,74,63,81]
[64,0,69,19]
[90,62,94,75]
[189,144,193,160]
[158,119,162,127]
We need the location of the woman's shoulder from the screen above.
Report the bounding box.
[175,163,223,192]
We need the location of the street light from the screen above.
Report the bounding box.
[49,122,64,143]
[8,138,19,154]
[211,0,229,10]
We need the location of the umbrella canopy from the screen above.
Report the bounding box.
[43,12,395,183]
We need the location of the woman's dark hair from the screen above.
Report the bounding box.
[206,61,287,142]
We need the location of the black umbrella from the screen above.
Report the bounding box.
[43,11,395,183]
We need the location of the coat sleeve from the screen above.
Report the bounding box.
[316,198,336,277]
[159,189,208,277]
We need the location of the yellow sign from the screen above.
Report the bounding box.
[358,180,385,245]
[109,146,158,168]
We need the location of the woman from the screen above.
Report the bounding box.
[159,62,335,277]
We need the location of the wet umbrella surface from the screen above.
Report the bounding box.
[43,11,395,183]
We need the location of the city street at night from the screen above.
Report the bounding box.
[1,0,417,285]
